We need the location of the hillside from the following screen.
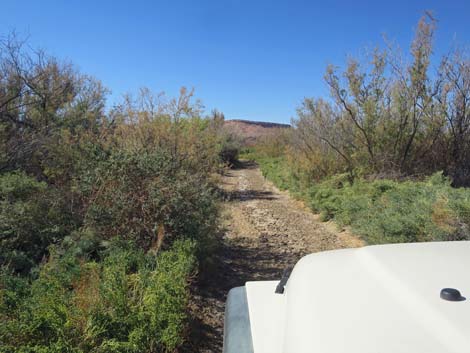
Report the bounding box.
[224,119,290,146]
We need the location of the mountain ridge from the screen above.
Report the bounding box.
[223,119,290,146]
[226,119,290,128]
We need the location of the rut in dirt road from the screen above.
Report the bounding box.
[185,161,363,353]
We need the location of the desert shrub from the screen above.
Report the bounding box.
[255,153,470,244]
[307,173,470,244]
[219,134,241,165]
[0,36,224,351]
[79,149,218,251]
[0,172,73,273]
[290,15,470,185]
[255,154,310,200]
[257,157,292,191]
[0,239,196,353]
[238,147,256,160]
[0,85,221,350]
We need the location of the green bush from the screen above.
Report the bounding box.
[256,155,470,244]
[0,105,221,350]
[0,239,196,353]
[79,149,218,251]
[308,173,470,244]
[257,157,293,191]
[0,172,72,273]
[219,132,242,165]
[0,38,222,351]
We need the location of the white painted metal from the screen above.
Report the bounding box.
[245,241,470,353]
[246,281,285,353]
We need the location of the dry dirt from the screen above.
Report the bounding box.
[183,161,364,352]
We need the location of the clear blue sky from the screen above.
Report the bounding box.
[2,1,470,123]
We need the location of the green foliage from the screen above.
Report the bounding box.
[257,157,292,191]
[249,13,470,244]
[219,134,241,165]
[253,154,306,198]
[0,239,196,353]
[0,172,71,273]
[0,36,226,351]
[285,14,470,186]
[257,155,470,244]
[0,83,221,348]
[80,149,218,249]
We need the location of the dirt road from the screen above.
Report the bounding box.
[184,161,363,352]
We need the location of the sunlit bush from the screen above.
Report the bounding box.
[0,239,196,352]
[255,153,470,244]
[307,172,470,244]
[81,148,218,251]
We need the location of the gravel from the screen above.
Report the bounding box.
[183,161,363,352]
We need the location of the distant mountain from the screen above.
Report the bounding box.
[224,119,290,146]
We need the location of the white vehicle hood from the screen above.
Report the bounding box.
[245,241,470,353]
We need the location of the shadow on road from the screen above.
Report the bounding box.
[230,159,258,170]
[223,189,277,202]
[182,233,292,353]
[181,160,306,352]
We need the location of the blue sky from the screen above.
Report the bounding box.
[2,1,470,123]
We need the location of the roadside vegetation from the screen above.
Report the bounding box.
[2,11,470,351]
[243,13,470,245]
[0,35,237,352]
